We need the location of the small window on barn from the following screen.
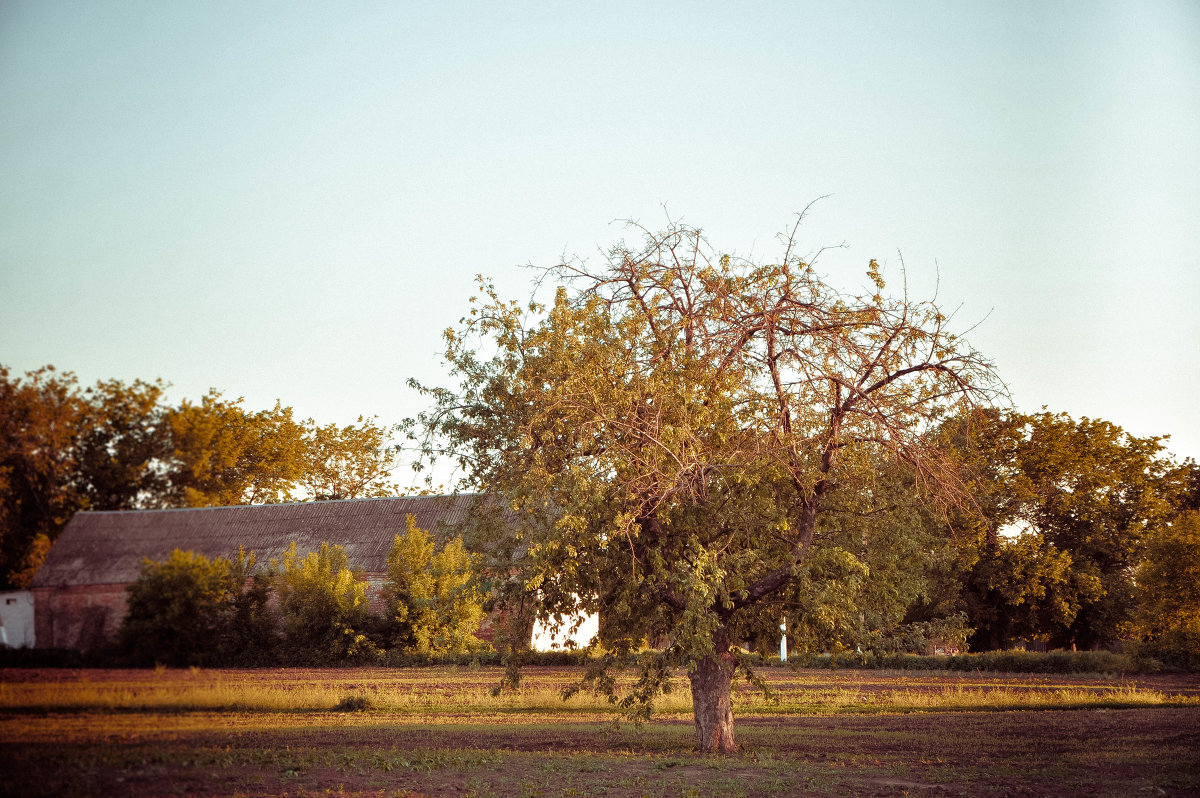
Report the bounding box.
[5,599,14,605]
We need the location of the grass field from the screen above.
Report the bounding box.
[1,665,1197,797]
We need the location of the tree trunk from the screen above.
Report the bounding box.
[689,651,737,754]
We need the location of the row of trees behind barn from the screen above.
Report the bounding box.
[93,407,1198,670]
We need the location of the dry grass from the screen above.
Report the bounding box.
[0,665,1191,716]
[1,667,1197,797]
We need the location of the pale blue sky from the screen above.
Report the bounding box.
[2,1,1198,483]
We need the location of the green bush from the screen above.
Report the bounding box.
[273,541,380,665]
[118,549,246,666]
[216,549,277,665]
[331,694,372,711]
[385,515,487,655]
[1127,631,1200,671]
[1128,511,1200,670]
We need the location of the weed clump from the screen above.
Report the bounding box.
[332,694,372,712]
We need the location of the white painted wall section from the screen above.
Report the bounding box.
[531,612,599,652]
[0,591,35,648]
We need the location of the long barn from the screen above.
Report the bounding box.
[30,495,492,650]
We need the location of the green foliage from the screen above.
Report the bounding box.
[385,514,486,654]
[767,456,972,656]
[301,416,401,500]
[167,391,307,507]
[119,549,247,666]
[73,378,173,512]
[169,395,404,506]
[781,547,871,653]
[1,363,408,589]
[943,409,1182,650]
[331,694,372,711]
[0,366,169,588]
[217,548,278,665]
[112,529,493,667]
[412,219,1001,744]
[967,531,1101,648]
[273,542,380,665]
[1130,510,1200,669]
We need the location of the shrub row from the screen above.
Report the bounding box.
[110,523,488,667]
[0,645,594,670]
[8,644,1191,674]
[750,648,1172,674]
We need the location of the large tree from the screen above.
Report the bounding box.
[1132,509,1200,668]
[941,409,1180,650]
[0,366,170,588]
[74,378,173,511]
[0,366,85,588]
[167,393,404,506]
[415,219,999,752]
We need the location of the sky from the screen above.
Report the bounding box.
[2,1,1199,488]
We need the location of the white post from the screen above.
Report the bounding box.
[779,619,787,662]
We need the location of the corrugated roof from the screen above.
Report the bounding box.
[31,495,485,588]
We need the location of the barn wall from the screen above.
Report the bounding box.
[33,584,128,650]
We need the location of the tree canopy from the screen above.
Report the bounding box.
[938,409,1183,651]
[273,541,378,664]
[168,391,307,507]
[414,219,1002,752]
[1133,509,1200,668]
[0,366,170,588]
[0,365,405,589]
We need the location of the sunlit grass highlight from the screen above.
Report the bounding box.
[0,667,1191,716]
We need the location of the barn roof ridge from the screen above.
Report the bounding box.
[71,493,483,517]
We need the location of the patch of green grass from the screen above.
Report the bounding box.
[735,682,1188,715]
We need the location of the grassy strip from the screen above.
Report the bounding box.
[1,671,1191,715]
[776,649,1146,674]
[736,683,1188,715]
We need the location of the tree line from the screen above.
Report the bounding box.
[764,408,1199,667]
[118,515,485,666]
[0,364,401,589]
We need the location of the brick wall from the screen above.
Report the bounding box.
[33,584,129,650]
